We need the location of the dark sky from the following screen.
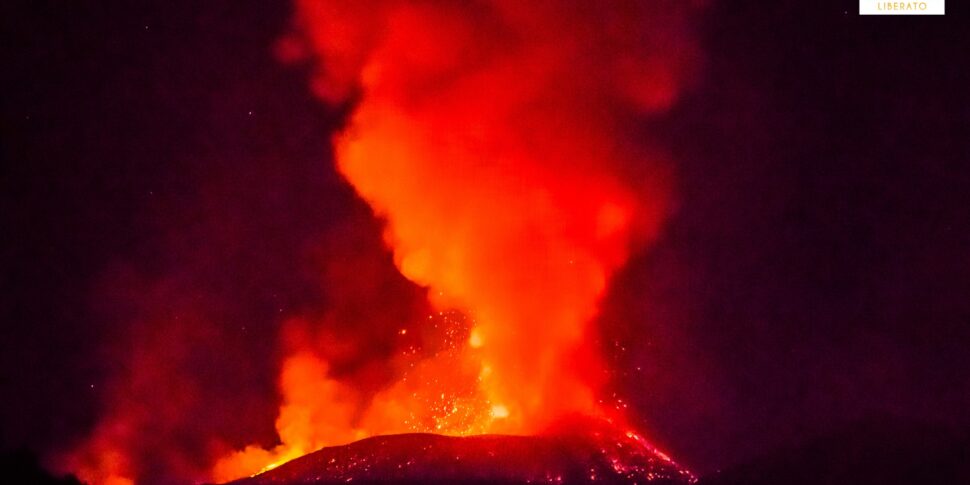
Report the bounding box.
[2,0,969,478]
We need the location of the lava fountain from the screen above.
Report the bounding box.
[214,0,702,481]
[64,1,705,484]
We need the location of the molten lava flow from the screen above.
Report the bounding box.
[215,0,701,482]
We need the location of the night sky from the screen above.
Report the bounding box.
[2,0,969,480]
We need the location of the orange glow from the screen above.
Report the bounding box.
[212,1,699,481]
[212,352,358,481]
[62,2,703,483]
[66,435,134,485]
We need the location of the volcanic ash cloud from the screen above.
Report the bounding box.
[220,0,703,482]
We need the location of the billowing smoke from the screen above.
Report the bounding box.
[62,1,704,483]
[216,0,701,480]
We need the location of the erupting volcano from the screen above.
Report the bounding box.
[62,1,704,484]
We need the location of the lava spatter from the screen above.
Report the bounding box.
[229,417,696,485]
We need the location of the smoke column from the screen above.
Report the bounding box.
[215,0,701,480]
[62,1,704,483]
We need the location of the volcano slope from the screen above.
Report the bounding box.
[226,419,695,485]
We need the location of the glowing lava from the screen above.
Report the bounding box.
[214,0,703,481]
[63,1,704,483]
[214,0,700,481]
[227,417,697,484]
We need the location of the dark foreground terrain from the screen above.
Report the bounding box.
[6,418,967,484]
[227,417,970,485]
[229,419,695,485]
[1,449,81,485]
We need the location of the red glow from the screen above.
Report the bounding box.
[63,2,704,483]
[215,1,699,481]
